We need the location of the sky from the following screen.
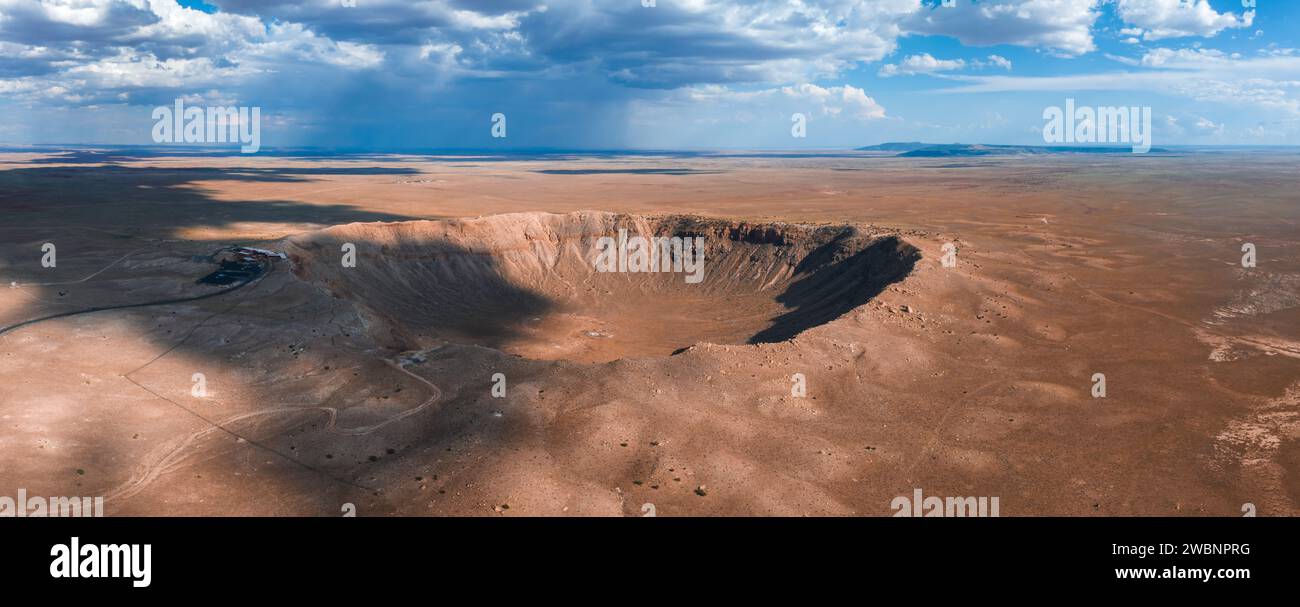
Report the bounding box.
[0,0,1295,150]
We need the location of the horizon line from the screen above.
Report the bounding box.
[3,142,1300,155]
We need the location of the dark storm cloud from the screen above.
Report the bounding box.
[0,0,158,47]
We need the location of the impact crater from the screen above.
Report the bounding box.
[286,212,918,363]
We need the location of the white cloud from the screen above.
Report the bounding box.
[1260,47,1300,58]
[880,52,1012,76]
[1139,47,1238,68]
[1194,116,1223,133]
[63,50,253,90]
[975,55,1013,70]
[1116,0,1254,41]
[783,83,888,120]
[904,0,1101,57]
[1104,53,1141,66]
[879,53,966,77]
[680,82,887,121]
[624,80,891,147]
[251,22,386,69]
[28,0,126,28]
[130,0,266,48]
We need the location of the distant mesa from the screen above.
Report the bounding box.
[857,142,1168,157]
[854,142,932,153]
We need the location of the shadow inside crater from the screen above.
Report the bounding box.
[749,235,919,344]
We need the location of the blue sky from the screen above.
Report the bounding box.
[1,0,1295,150]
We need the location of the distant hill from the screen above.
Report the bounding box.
[858,142,1167,157]
[855,142,931,152]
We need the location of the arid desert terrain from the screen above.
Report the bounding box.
[1,149,1297,516]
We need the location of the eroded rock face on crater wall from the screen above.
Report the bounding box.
[286,211,918,363]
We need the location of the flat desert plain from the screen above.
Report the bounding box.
[1,150,1297,516]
